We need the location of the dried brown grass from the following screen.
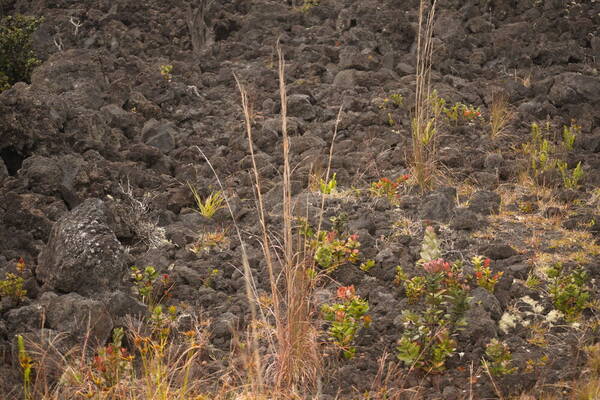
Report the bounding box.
[411,0,438,191]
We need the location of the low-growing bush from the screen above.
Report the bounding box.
[0,14,43,92]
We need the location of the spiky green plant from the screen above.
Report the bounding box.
[188,183,226,219]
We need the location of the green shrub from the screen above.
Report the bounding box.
[0,14,43,93]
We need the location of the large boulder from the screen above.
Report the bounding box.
[37,199,125,296]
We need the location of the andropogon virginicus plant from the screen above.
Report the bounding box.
[231,39,335,396]
[489,92,513,138]
[410,0,438,191]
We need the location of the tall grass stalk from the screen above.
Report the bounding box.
[275,40,320,393]
[232,40,321,396]
[411,0,438,191]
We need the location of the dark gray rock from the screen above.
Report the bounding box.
[467,190,501,215]
[484,153,504,171]
[438,147,463,168]
[287,94,316,121]
[142,119,176,153]
[338,46,379,71]
[479,242,518,260]
[0,158,8,183]
[459,296,499,346]
[467,16,493,33]
[472,171,498,189]
[37,199,126,296]
[212,311,237,340]
[508,263,530,280]
[419,187,457,223]
[174,265,205,287]
[333,69,358,88]
[549,73,600,106]
[19,156,62,196]
[106,291,147,320]
[5,304,44,333]
[45,293,113,346]
[470,287,502,320]
[261,117,302,136]
[290,135,326,155]
[451,208,481,231]
[101,104,143,139]
[395,62,415,75]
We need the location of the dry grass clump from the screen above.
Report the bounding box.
[14,315,215,400]
[489,92,514,139]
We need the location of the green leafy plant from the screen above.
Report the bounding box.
[562,120,580,151]
[188,183,226,219]
[547,262,590,321]
[396,228,471,372]
[321,285,370,359]
[387,112,396,127]
[472,256,503,292]
[369,175,410,204]
[484,339,517,376]
[130,266,172,307]
[557,160,584,189]
[148,304,178,341]
[0,272,26,301]
[0,14,43,93]
[300,218,362,274]
[403,275,426,303]
[523,122,556,178]
[313,231,360,272]
[319,173,337,194]
[359,259,375,272]
[380,93,405,109]
[159,64,173,81]
[443,102,482,123]
[91,328,134,390]
[397,315,456,372]
[522,121,585,189]
[203,268,221,288]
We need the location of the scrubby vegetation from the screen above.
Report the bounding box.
[0,14,42,92]
[1,0,600,399]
